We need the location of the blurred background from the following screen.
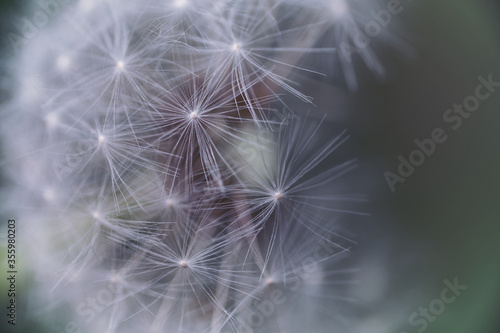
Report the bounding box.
[348,1,500,332]
[0,0,499,332]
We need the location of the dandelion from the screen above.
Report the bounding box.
[0,0,406,332]
[228,116,367,228]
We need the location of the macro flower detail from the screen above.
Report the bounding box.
[0,0,398,332]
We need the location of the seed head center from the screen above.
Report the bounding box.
[166,198,176,208]
[232,43,242,52]
[190,111,199,119]
[116,61,125,70]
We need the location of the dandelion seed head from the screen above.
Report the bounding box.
[166,198,176,208]
[98,134,106,144]
[0,0,375,329]
[92,211,101,220]
[231,42,242,52]
[274,191,284,201]
[265,277,275,286]
[116,60,125,70]
[189,110,199,120]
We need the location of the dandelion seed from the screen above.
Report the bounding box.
[189,110,199,119]
[166,198,176,208]
[231,42,242,52]
[274,191,283,201]
[98,134,106,144]
[92,211,101,220]
[116,60,125,70]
